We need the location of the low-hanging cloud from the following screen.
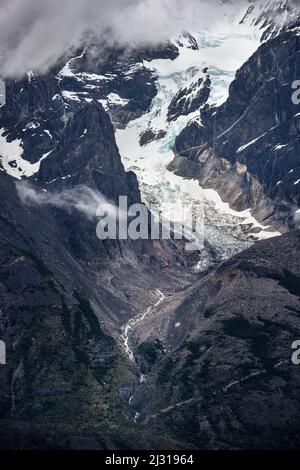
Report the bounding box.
[0,0,265,79]
[16,181,117,220]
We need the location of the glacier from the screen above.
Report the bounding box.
[115,27,280,269]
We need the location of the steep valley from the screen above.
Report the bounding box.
[0,0,300,450]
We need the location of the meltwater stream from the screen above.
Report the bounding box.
[121,289,165,362]
[122,289,165,423]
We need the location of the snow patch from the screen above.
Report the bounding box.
[107,93,129,107]
[62,90,82,102]
[44,130,52,139]
[0,129,52,179]
[236,132,267,153]
[77,72,113,82]
[274,144,288,150]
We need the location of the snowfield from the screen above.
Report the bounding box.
[0,129,52,179]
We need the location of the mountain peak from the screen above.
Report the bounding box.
[36,101,140,204]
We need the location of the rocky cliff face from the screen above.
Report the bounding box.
[55,41,179,128]
[131,230,300,449]
[1,1,300,450]
[171,25,300,231]
[0,137,192,451]
[2,158,300,449]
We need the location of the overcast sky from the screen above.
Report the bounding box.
[0,0,276,78]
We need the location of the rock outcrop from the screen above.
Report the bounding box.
[171,26,300,230]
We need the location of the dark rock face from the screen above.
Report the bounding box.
[0,170,190,450]
[175,31,199,50]
[139,128,167,146]
[0,171,131,448]
[0,74,65,167]
[251,0,300,41]
[132,230,300,449]
[2,158,300,449]
[172,27,300,230]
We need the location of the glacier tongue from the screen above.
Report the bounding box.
[116,29,280,268]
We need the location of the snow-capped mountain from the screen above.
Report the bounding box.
[1,0,293,269]
[1,0,300,451]
[173,22,300,232]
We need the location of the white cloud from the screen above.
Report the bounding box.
[0,0,255,78]
[16,181,116,220]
